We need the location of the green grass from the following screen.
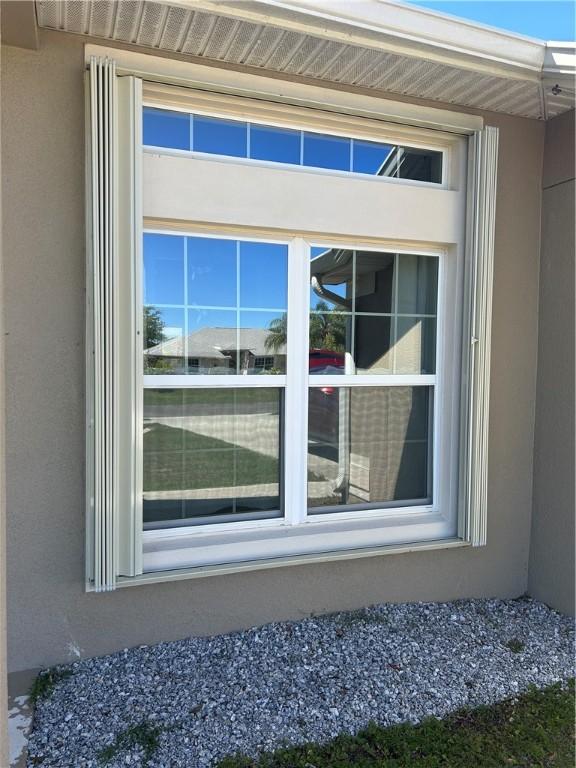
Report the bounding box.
[505,638,526,654]
[143,424,281,491]
[144,388,280,406]
[217,680,575,768]
[98,722,163,766]
[144,424,323,491]
[29,668,73,705]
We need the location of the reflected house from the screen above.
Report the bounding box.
[145,326,286,375]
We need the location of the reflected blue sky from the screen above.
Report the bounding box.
[143,108,190,150]
[194,116,247,158]
[144,234,288,312]
[142,108,439,182]
[251,124,301,164]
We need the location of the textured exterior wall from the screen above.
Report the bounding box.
[2,31,545,672]
[528,109,575,616]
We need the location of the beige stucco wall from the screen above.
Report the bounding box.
[528,109,575,616]
[2,30,545,673]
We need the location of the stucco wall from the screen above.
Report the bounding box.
[528,109,575,616]
[2,31,545,673]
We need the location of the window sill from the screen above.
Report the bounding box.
[107,537,469,591]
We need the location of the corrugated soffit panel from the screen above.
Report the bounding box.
[36,0,570,119]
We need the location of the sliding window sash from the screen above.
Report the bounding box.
[86,58,143,591]
[459,126,499,547]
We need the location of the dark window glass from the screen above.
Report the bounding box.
[250,124,301,164]
[193,115,247,158]
[143,107,190,150]
[307,386,432,512]
[397,148,443,183]
[303,132,350,171]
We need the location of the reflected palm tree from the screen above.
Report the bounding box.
[265,301,346,352]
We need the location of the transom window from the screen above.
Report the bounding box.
[143,106,443,184]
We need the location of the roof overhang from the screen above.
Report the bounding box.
[33,0,576,120]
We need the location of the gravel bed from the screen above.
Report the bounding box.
[28,598,574,767]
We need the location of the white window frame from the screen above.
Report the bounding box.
[85,48,497,591]
[140,230,456,572]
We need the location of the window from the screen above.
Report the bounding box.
[86,55,498,590]
[142,107,443,183]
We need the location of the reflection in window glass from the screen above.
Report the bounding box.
[399,148,443,183]
[395,317,436,374]
[303,132,350,171]
[239,311,287,374]
[143,234,289,376]
[239,241,288,310]
[143,388,282,527]
[187,237,237,308]
[193,115,247,158]
[143,233,185,305]
[142,108,443,183]
[396,253,438,315]
[307,386,432,512]
[250,124,301,164]
[144,307,185,374]
[352,139,393,175]
[187,308,237,375]
[143,107,190,150]
[309,248,438,374]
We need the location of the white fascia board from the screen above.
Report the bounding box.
[543,43,576,75]
[158,0,548,81]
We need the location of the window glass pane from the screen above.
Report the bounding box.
[143,233,185,305]
[187,308,237,375]
[143,388,282,527]
[193,116,247,158]
[354,250,394,313]
[308,386,432,512]
[397,254,438,315]
[250,124,301,164]
[143,107,190,150]
[395,317,436,374]
[187,237,237,308]
[309,247,438,374]
[309,311,350,374]
[144,307,186,374]
[352,139,393,175]
[310,246,352,311]
[303,132,350,171]
[239,242,288,310]
[398,148,443,183]
[240,311,286,374]
[353,315,393,374]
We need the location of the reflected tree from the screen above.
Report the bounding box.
[265,301,346,352]
[144,306,166,349]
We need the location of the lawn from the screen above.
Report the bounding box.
[143,424,281,491]
[218,680,575,768]
[144,388,281,406]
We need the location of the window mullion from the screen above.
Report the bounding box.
[284,237,309,526]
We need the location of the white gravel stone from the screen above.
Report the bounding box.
[27,598,575,767]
